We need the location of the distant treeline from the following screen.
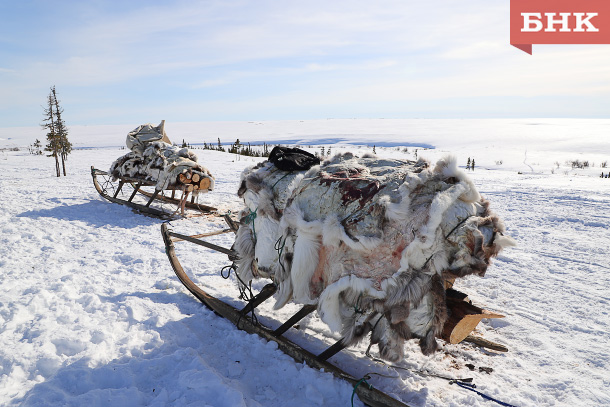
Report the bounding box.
[182,138,272,157]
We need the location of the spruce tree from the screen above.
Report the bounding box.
[33,139,42,155]
[42,88,60,177]
[41,86,71,176]
[51,87,71,176]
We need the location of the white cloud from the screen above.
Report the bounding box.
[2,0,610,125]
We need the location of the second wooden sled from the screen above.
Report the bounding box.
[92,166,216,219]
[161,221,411,407]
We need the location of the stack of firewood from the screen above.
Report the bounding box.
[176,170,212,192]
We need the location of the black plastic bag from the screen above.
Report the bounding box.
[268,146,321,171]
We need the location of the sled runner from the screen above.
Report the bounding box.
[91,167,216,218]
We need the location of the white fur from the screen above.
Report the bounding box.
[277,206,324,305]
[434,156,479,203]
[290,232,321,304]
[403,182,468,270]
[495,234,517,249]
[321,216,382,251]
[382,182,412,223]
[404,292,434,337]
[317,275,385,331]
[253,216,281,269]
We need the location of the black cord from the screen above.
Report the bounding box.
[220,262,259,327]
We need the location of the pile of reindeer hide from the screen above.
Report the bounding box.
[109,121,214,193]
[234,152,515,361]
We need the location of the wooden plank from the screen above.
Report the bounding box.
[239,283,277,316]
[463,335,508,352]
[442,289,504,344]
[317,338,347,361]
[170,228,233,242]
[167,231,237,258]
[137,188,217,212]
[272,304,316,337]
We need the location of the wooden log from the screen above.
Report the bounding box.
[178,173,188,183]
[199,177,211,190]
[192,173,200,183]
[186,184,194,192]
[186,171,192,180]
[442,288,504,345]
[463,335,508,352]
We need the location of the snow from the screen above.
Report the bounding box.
[1,119,609,407]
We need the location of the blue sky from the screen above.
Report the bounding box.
[1,0,610,127]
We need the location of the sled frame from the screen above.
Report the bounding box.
[91,167,216,219]
[160,222,410,407]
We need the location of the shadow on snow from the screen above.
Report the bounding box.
[13,289,373,407]
[16,200,159,229]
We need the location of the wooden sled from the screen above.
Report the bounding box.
[161,221,410,407]
[91,166,216,219]
[161,221,509,407]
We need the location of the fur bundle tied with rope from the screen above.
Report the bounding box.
[109,121,215,194]
[234,151,515,361]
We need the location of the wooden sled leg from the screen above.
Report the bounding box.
[239,283,277,316]
[272,304,316,337]
[128,182,142,202]
[145,189,161,207]
[113,181,125,198]
[317,338,348,361]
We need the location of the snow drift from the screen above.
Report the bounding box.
[234,152,515,361]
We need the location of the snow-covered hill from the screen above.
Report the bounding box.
[1,120,609,406]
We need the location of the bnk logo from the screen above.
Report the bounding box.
[510,0,610,54]
[521,13,598,32]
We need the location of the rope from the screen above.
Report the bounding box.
[220,262,259,327]
[363,329,517,407]
[364,317,475,385]
[242,208,258,243]
[445,215,474,240]
[274,235,288,276]
[351,375,373,407]
[351,371,403,407]
[271,171,292,190]
[453,382,518,407]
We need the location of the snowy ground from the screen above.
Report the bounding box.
[1,119,609,406]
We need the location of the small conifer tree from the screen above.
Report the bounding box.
[42,86,71,176]
[42,89,60,176]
